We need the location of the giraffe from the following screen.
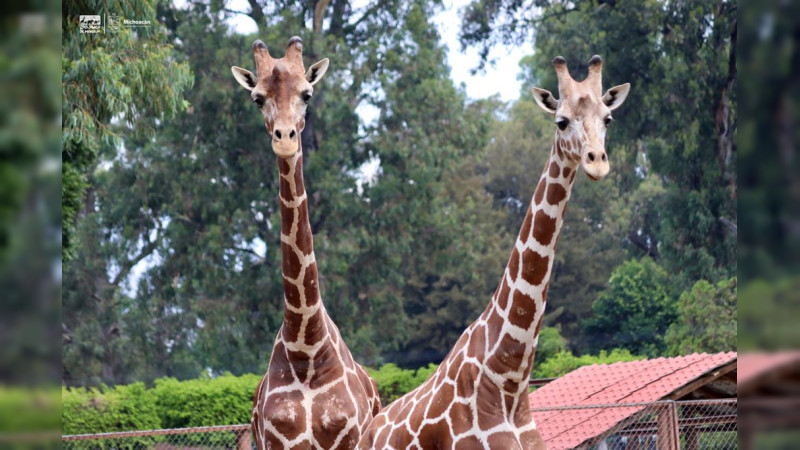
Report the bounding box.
[231,37,381,450]
[357,55,630,449]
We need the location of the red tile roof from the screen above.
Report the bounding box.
[738,351,800,394]
[528,352,737,449]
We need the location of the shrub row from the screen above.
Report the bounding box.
[63,350,641,434]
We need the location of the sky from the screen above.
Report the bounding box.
[223,0,533,103]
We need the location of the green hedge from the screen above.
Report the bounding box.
[532,349,644,378]
[68,354,649,435]
[62,383,161,448]
[151,373,261,429]
[61,366,439,433]
[0,386,60,432]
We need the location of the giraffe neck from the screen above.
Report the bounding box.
[277,148,325,346]
[484,136,578,383]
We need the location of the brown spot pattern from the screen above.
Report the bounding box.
[531,209,557,246]
[533,178,546,205]
[281,242,302,279]
[509,290,536,329]
[549,161,560,178]
[546,183,567,205]
[520,249,549,286]
[496,278,510,310]
[507,247,520,282]
[519,206,533,243]
[450,402,473,435]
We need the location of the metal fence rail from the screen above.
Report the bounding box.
[62,400,737,449]
[530,399,737,450]
[62,424,252,450]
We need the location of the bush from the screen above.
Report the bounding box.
[665,277,736,355]
[536,326,567,365]
[0,386,60,432]
[367,363,437,404]
[151,373,261,429]
[60,365,443,435]
[62,383,161,448]
[532,349,644,378]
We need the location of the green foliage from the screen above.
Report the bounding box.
[61,0,193,260]
[61,370,438,433]
[62,383,161,447]
[665,277,737,356]
[533,349,643,379]
[366,363,438,405]
[509,0,736,288]
[0,386,60,432]
[62,0,739,386]
[151,373,261,428]
[583,258,676,357]
[739,276,800,351]
[535,326,567,365]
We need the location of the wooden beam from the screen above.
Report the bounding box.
[667,361,737,400]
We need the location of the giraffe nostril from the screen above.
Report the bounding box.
[275,130,282,140]
[289,130,296,140]
[601,153,607,162]
[588,152,596,162]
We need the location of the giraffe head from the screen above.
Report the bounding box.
[531,55,630,180]
[231,37,330,159]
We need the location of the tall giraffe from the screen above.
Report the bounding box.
[358,56,630,449]
[231,37,380,450]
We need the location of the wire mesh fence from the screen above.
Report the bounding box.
[61,400,736,449]
[530,399,737,449]
[62,424,252,450]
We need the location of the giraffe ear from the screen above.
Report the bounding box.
[231,66,257,91]
[532,87,558,114]
[306,58,329,86]
[602,83,631,111]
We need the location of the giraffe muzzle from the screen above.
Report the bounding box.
[271,126,299,159]
[582,149,610,180]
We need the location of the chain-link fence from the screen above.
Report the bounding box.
[62,424,252,450]
[530,399,737,449]
[61,400,736,449]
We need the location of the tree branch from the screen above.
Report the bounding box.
[246,0,265,29]
[111,218,164,287]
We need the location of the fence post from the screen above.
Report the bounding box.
[656,401,680,450]
[235,429,252,450]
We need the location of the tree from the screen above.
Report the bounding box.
[62,0,511,384]
[343,2,510,366]
[465,0,737,289]
[582,257,676,357]
[665,277,736,356]
[61,0,193,260]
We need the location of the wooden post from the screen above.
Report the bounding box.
[656,402,680,450]
[236,429,252,450]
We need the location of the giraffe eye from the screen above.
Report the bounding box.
[301,91,312,104]
[604,115,613,126]
[556,117,569,131]
[252,95,265,108]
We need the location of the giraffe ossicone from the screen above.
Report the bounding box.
[358,55,630,449]
[231,37,380,450]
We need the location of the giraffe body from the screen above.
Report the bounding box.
[358,56,630,449]
[232,38,380,450]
